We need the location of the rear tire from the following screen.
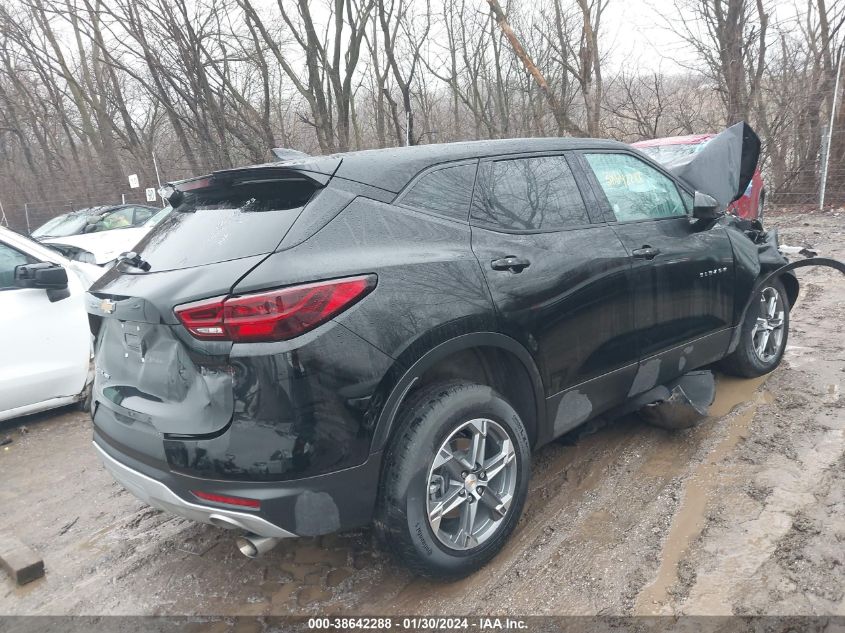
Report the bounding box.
[720,279,789,378]
[374,381,531,579]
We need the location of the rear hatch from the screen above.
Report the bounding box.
[88,166,330,438]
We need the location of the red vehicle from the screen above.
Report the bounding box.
[632,134,765,220]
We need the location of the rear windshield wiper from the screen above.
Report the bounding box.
[116,251,151,272]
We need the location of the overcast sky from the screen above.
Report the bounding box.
[602,0,692,72]
[601,0,805,73]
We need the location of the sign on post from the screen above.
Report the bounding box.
[128,174,140,189]
[145,188,157,202]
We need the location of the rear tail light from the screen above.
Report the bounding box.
[174,274,376,343]
[191,490,260,509]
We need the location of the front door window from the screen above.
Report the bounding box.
[585,153,686,222]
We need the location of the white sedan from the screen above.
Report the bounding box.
[42,206,171,266]
[0,227,102,422]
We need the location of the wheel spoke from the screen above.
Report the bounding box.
[483,438,514,481]
[454,499,478,548]
[756,329,771,357]
[480,489,511,519]
[766,293,778,319]
[432,445,470,481]
[428,484,466,532]
[768,311,784,330]
[753,290,787,362]
[467,419,487,468]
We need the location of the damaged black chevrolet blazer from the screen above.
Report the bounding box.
[87,126,798,578]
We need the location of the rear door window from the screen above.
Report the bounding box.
[585,153,686,222]
[399,162,477,221]
[470,155,590,231]
[134,178,319,272]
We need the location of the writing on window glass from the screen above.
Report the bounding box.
[585,153,685,222]
[601,169,644,188]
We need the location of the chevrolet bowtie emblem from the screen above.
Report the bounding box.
[99,298,116,314]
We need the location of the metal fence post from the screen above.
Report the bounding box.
[24,203,31,234]
[820,54,843,211]
[152,151,165,208]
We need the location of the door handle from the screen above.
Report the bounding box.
[491,256,531,273]
[632,246,660,260]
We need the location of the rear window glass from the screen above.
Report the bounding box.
[399,163,476,221]
[134,179,318,272]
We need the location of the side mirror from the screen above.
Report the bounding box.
[14,262,69,290]
[692,191,721,220]
[83,224,98,233]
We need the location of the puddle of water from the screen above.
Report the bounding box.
[634,375,772,614]
[708,374,769,418]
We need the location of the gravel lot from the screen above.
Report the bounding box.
[1,209,843,617]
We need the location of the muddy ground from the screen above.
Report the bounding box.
[1,209,843,617]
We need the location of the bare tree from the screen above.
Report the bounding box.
[1,0,844,229]
[671,0,769,125]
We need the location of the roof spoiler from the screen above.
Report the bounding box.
[271,147,310,162]
[160,161,340,207]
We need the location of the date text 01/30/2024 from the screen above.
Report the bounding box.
[307,617,528,630]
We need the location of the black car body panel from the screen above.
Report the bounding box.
[87,133,797,538]
[93,316,233,435]
[163,320,394,481]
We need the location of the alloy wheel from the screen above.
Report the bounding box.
[426,418,517,550]
[751,286,785,363]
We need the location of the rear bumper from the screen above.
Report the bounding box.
[94,441,295,538]
[93,432,383,537]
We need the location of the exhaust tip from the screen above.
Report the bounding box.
[236,534,281,558]
[236,536,259,558]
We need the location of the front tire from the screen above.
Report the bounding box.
[375,381,531,579]
[720,279,789,378]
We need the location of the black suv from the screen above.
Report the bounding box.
[87,135,797,578]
